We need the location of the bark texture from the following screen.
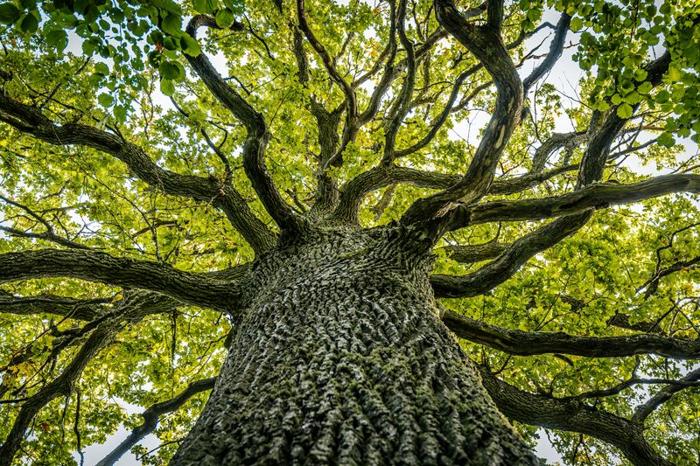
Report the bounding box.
[171,229,539,465]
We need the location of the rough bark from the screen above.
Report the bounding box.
[171,229,539,465]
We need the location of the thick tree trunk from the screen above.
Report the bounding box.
[172,229,538,465]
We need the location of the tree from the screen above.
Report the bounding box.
[0,0,698,464]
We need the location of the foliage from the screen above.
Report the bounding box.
[0,0,698,464]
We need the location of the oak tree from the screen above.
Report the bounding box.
[0,0,699,464]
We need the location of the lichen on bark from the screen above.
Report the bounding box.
[171,228,539,465]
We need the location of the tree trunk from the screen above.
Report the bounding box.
[171,229,539,465]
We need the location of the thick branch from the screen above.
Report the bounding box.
[401,0,523,224]
[186,16,303,234]
[445,174,700,230]
[480,370,673,466]
[0,292,109,321]
[442,309,700,359]
[333,163,574,223]
[441,241,507,263]
[432,212,592,297]
[0,93,276,254]
[381,0,417,163]
[0,249,243,312]
[522,13,571,93]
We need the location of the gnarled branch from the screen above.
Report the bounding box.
[480,369,673,466]
[442,309,700,359]
[186,15,303,235]
[0,93,276,254]
[0,249,243,312]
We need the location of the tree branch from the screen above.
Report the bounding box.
[0,249,243,312]
[633,366,700,423]
[401,0,523,225]
[480,369,673,466]
[445,174,700,231]
[522,13,571,93]
[0,292,173,466]
[0,292,110,321]
[185,15,303,235]
[96,377,216,466]
[442,309,700,359]
[296,0,358,168]
[333,163,575,223]
[432,212,593,297]
[440,241,507,263]
[0,93,276,254]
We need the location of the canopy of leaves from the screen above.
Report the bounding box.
[0,0,698,464]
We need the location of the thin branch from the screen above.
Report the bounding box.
[95,377,216,466]
[633,366,700,423]
[0,292,171,466]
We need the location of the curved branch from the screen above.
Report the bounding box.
[442,309,700,359]
[445,174,700,231]
[296,0,358,168]
[392,64,478,159]
[96,377,216,466]
[401,0,523,224]
[432,212,592,297]
[0,93,276,254]
[633,366,700,423]
[431,49,675,296]
[0,292,110,321]
[0,249,242,312]
[185,15,303,234]
[381,0,417,163]
[333,163,575,223]
[480,370,673,466]
[0,292,172,466]
[522,13,571,93]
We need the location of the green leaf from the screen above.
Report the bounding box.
[637,81,653,95]
[82,39,98,56]
[180,34,201,57]
[0,3,20,24]
[159,60,184,80]
[18,12,38,33]
[160,78,175,96]
[668,66,682,82]
[160,12,181,36]
[94,62,110,76]
[151,0,182,15]
[114,105,127,122]
[655,89,670,103]
[657,132,675,147]
[634,69,648,82]
[616,103,633,119]
[98,93,114,107]
[215,8,234,29]
[570,17,583,32]
[46,29,68,51]
[194,0,217,14]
